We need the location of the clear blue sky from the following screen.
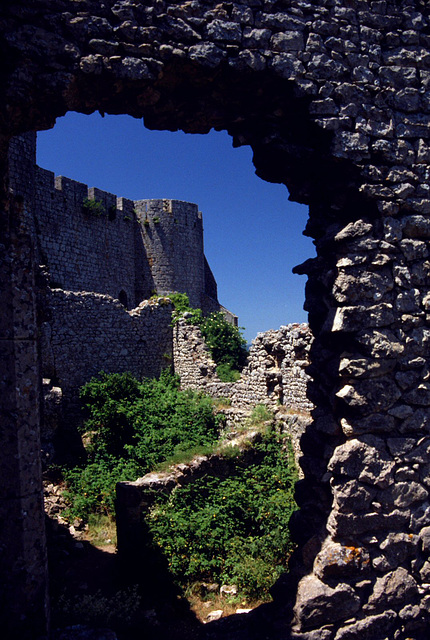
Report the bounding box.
[36,112,315,342]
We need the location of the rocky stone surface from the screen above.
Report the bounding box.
[231,323,313,413]
[174,319,313,414]
[3,0,430,637]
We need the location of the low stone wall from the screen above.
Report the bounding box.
[173,319,313,413]
[116,418,308,580]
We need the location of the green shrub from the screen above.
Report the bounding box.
[169,293,248,372]
[199,312,248,372]
[63,371,222,521]
[147,428,298,600]
[82,198,105,217]
[216,363,241,382]
[63,457,143,521]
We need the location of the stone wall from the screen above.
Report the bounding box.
[3,0,430,638]
[9,133,221,313]
[41,292,174,411]
[231,323,313,412]
[35,166,141,307]
[173,318,313,414]
[172,319,220,389]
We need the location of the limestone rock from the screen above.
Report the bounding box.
[294,575,360,629]
[328,437,394,488]
[314,540,371,579]
[333,611,397,640]
[205,610,223,622]
[365,567,418,612]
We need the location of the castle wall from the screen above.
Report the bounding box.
[41,292,174,408]
[134,199,206,309]
[34,168,141,307]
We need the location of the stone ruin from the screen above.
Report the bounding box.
[2,0,430,638]
[173,318,313,412]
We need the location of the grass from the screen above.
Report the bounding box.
[153,444,217,472]
[85,514,117,547]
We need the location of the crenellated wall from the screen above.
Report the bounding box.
[35,167,140,305]
[135,199,206,309]
[9,133,221,313]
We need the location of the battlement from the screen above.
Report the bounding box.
[13,133,218,313]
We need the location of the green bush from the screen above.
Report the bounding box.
[82,198,105,217]
[199,312,248,372]
[147,428,298,600]
[169,293,248,373]
[216,363,241,382]
[63,370,223,521]
[63,457,143,521]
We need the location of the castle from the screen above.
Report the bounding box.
[8,133,240,431]
[4,1,430,637]
[8,133,311,463]
[9,132,224,315]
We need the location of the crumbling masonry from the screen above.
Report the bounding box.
[8,132,227,434]
[2,1,430,638]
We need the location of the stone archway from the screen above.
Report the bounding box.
[2,1,430,638]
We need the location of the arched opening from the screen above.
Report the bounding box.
[34,112,314,627]
[118,289,128,308]
[3,72,367,640]
[1,71,369,640]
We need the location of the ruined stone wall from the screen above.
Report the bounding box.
[41,292,173,409]
[3,0,430,638]
[174,319,313,413]
[172,318,220,389]
[232,323,313,412]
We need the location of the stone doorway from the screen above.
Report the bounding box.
[2,2,430,638]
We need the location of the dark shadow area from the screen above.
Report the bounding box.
[47,507,291,640]
[46,512,203,640]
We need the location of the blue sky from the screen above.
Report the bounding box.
[37,112,314,342]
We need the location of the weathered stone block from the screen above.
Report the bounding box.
[294,575,360,630]
[365,567,418,612]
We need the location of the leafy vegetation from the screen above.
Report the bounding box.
[169,292,248,379]
[63,370,223,521]
[82,198,105,217]
[215,363,241,382]
[61,370,298,604]
[147,427,298,599]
